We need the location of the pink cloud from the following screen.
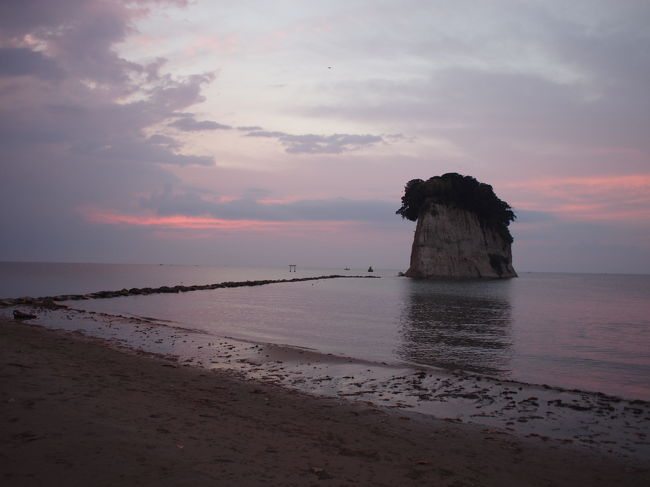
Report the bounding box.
[508,174,650,192]
[80,207,355,233]
[506,174,650,221]
[257,197,303,205]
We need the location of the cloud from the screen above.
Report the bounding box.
[297,2,650,177]
[73,136,214,166]
[246,130,286,138]
[511,217,650,275]
[1,0,648,273]
[169,116,232,131]
[148,134,181,150]
[506,174,650,221]
[245,129,384,154]
[0,0,218,262]
[82,209,357,232]
[513,210,556,223]
[0,48,63,79]
[138,188,399,223]
[0,0,88,39]
[0,1,216,155]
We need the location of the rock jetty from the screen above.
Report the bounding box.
[0,275,379,309]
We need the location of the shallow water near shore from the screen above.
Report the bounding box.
[1,262,649,402]
[4,306,649,460]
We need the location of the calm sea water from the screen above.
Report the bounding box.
[2,262,649,400]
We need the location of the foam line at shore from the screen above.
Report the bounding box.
[3,304,649,461]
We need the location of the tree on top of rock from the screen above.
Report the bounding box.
[396,173,516,243]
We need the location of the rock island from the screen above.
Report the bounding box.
[397,173,517,279]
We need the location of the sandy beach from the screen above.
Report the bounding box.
[1,317,648,486]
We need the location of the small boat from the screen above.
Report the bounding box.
[344,267,350,270]
[367,266,374,272]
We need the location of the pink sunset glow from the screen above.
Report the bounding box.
[507,174,650,221]
[83,209,356,233]
[1,0,649,273]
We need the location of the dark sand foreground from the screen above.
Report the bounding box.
[1,318,648,486]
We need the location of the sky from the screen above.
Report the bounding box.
[1,0,649,274]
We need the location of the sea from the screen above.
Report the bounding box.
[1,261,649,402]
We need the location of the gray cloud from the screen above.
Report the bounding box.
[0,0,88,39]
[0,1,215,161]
[0,0,217,262]
[511,218,650,274]
[148,134,181,150]
[140,188,398,223]
[299,1,650,178]
[0,48,63,79]
[72,136,213,166]
[246,130,286,138]
[513,210,556,223]
[169,117,232,131]
[245,130,384,154]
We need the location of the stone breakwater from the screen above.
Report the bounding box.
[0,275,380,309]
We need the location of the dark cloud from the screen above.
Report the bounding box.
[140,188,398,223]
[246,130,287,138]
[0,0,216,261]
[0,0,215,158]
[148,134,181,150]
[71,136,213,166]
[0,1,189,83]
[0,0,88,39]
[169,117,232,131]
[245,130,384,154]
[147,72,215,111]
[243,187,273,200]
[0,48,63,79]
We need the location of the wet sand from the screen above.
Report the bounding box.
[12,305,650,460]
[1,317,648,486]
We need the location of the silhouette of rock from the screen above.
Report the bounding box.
[398,173,516,279]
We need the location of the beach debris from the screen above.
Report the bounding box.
[13,310,37,320]
[12,431,43,442]
[6,363,32,369]
[309,467,333,479]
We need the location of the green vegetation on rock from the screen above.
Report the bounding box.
[396,173,516,243]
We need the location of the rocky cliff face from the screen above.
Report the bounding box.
[405,201,517,279]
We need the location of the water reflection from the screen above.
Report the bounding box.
[397,280,513,376]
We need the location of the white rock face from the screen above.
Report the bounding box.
[405,202,516,279]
